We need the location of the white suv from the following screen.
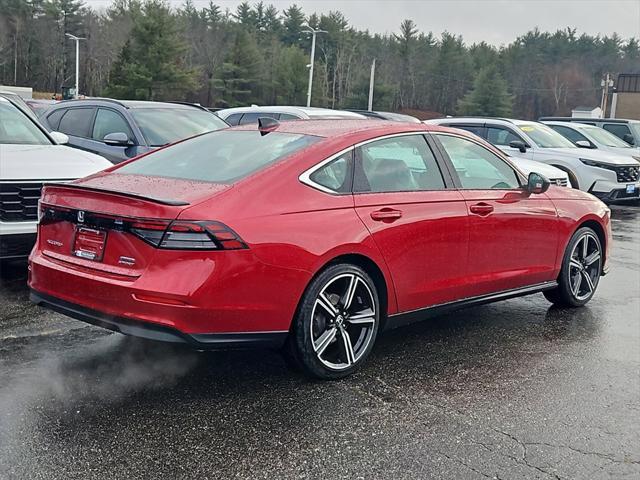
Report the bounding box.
[0,95,111,260]
[426,117,640,202]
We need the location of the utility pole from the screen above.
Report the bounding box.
[305,28,327,108]
[600,73,614,118]
[65,33,85,99]
[368,59,376,111]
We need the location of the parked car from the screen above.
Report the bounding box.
[24,99,58,117]
[346,109,421,123]
[30,119,611,379]
[0,94,111,261]
[40,99,228,164]
[538,116,640,146]
[426,117,640,202]
[0,90,39,121]
[216,105,367,125]
[543,120,640,159]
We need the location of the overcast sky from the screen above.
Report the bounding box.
[85,0,640,46]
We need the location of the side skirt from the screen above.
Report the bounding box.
[385,281,558,330]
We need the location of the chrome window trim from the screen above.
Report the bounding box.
[298,131,431,194]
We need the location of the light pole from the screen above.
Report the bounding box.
[65,33,85,99]
[304,28,327,107]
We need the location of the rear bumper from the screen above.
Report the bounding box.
[30,290,288,349]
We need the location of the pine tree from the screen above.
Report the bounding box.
[105,0,198,100]
[282,4,305,46]
[214,30,263,106]
[457,65,513,116]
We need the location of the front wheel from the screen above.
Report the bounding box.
[286,264,380,380]
[544,227,603,307]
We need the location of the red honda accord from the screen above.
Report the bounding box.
[29,119,611,379]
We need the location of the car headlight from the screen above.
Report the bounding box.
[579,158,616,170]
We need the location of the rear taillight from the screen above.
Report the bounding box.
[130,220,247,250]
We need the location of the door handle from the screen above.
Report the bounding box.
[370,208,403,221]
[469,202,494,216]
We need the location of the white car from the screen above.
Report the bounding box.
[0,95,112,260]
[543,120,640,160]
[426,117,640,202]
[216,105,367,125]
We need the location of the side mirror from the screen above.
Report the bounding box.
[103,132,132,146]
[526,172,550,194]
[623,133,635,145]
[509,140,528,153]
[575,140,594,149]
[50,131,69,145]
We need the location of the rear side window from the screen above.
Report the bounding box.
[224,113,243,126]
[57,108,95,137]
[46,109,66,130]
[279,113,300,121]
[238,112,278,125]
[449,124,484,138]
[92,108,134,142]
[309,151,353,193]
[356,135,445,192]
[116,130,320,183]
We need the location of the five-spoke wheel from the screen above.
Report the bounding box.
[286,264,380,379]
[544,227,603,307]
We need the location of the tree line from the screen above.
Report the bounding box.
[1,0,640,118]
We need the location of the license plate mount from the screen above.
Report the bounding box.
[73,226,107,262]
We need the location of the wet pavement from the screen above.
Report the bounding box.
[0,205,638,480]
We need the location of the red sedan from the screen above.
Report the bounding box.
[29,119,611,379]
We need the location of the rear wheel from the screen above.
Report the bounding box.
[544,227,602,307]
[286,264,380,379]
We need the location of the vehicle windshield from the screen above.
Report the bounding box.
[630,123,640,141]
[116,130,320,183]
[518,122,576,148]
[0,98,52,145]
[582,125,633,148]
[131,108,228,147]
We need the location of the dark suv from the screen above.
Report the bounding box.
[40,99,228,163]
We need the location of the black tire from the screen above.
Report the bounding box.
[285,263,380,380]
[544,227,603,307]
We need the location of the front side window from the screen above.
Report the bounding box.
[131,108,227,147]
[356,135,445,193]
[550,125,589,145]
[57,108,95,138]
[603,123,632,142]
[437,134,520,190]
[92,108,134,142]
[517,122,576,148]
[309,151,353,193]
[0,98,51,145]
[486,126,523,146]
[116,130,320,183]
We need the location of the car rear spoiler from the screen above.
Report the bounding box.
[43,182,191,206]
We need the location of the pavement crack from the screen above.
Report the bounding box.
[437,451,494,479]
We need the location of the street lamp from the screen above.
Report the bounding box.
[65,33,85,99]
[304,28,327,107]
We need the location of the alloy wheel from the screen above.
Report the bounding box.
[310,273,377,370]
[568,232,601,301]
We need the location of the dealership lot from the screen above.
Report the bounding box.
[0,204,638,479]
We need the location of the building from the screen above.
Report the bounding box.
[611,73,640,120]
[571,106,602,118]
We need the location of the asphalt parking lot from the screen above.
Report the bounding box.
[0,205,638,480]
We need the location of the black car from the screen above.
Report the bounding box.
[40,99,228,163]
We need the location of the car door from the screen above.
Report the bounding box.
[89,108,143,163]
[486,124,535,160]
[353,133,469,312]
[433,132,559,297]
[55,107,97,152]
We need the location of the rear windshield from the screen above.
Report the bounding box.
[116,130,320,183]
[131,108,227,147]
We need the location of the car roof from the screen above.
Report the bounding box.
[538,116,640,124]
[426,117,517,125]
[543,121,598,130]
[47,98,206,110]
[230,118,469,140]
[218,105,367,119]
